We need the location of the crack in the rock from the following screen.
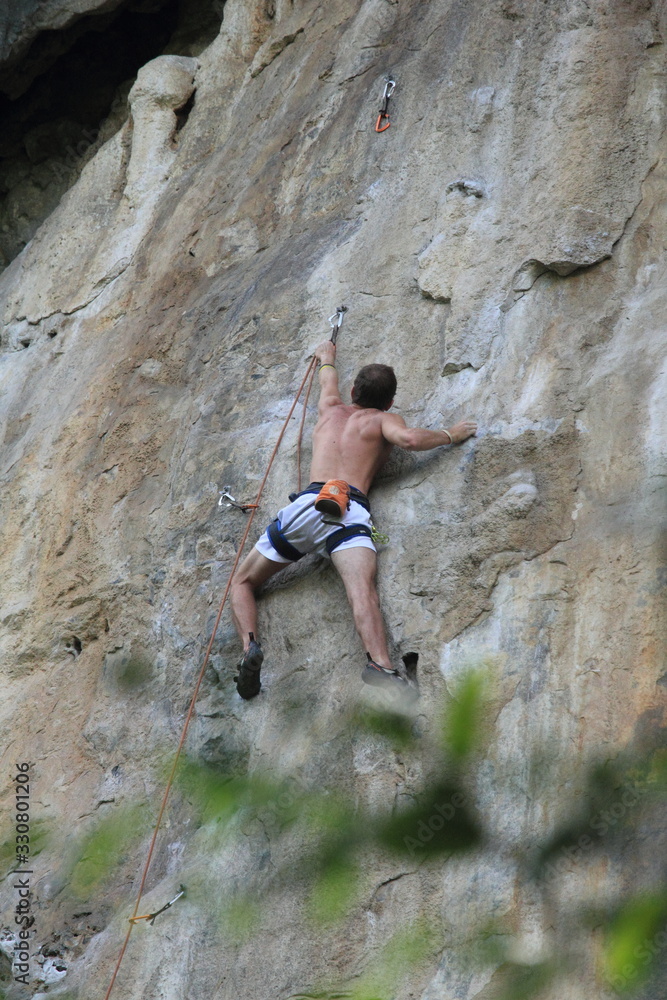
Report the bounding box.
[373,870,415,891]
[503,155,663,317]
[13,259,133,329]
[250,28,305,78]
[338,63,377,85]
[609,155,661,254]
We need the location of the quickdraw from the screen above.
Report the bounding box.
[328,305,347,345]
[128,885,186,926]
[218,488,259,513]
[375,78,396,132]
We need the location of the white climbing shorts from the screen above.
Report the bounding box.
[255,489,376,564]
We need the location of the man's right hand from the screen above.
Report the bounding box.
[314,340,336,366]
[448,419,477,443]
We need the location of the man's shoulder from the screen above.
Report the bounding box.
[349,407,391,439]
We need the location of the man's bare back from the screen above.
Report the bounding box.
[311,340,477,494]
[311,404,392,494]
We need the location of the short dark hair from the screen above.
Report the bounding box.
[351,364,397,410]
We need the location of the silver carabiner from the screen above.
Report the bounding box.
[219,487,245,511]
[383,78,396,101]
[328,306,346,330]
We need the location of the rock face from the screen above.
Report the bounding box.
[0,1,666,998]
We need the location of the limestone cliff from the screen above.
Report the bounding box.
[1,1,666,998]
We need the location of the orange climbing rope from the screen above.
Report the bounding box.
[296,360,317,492]
[102,353,318,1000]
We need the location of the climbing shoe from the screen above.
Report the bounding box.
[362,653,419,702]
[234,633,264,700]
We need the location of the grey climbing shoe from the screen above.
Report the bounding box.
[362,653,419,701]
[234,633,264,700]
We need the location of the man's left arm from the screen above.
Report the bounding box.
[314,340,342,412]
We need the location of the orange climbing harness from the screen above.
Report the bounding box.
[102,312,346,1000]
[375,78,395,132]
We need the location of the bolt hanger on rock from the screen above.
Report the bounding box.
[375,78,396,132]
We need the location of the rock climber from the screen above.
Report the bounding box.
[230,339,477,700]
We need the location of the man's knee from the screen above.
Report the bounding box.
[234,551,285,591]
[344,572,380,607]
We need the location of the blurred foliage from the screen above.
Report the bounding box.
[603,893,667,994]
[494,961,558,1000]
[307,856,361,927]
[56,662,667,1000]
[348,703,418,753]
[69,804,148,897]
[218,894,262,945]
[376,780,480,856]
[441,664,489,760]
[115,655,154,691]
[532,758,638,878]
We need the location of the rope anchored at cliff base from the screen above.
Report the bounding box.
[102,308,348,1000]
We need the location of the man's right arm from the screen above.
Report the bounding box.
[312,339,342,411]
[381,412,477,450]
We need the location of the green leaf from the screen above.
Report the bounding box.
[377,781,481,857]
[603,893,667,993]
[307,856,361,926]
[442,666,488,760]
[70,805,147,896]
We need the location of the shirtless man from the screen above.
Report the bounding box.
[231,339,477,699]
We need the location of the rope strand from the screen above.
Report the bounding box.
[296,358,317,491]
[102,355,318,1000]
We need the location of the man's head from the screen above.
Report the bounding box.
[351,364,397,411]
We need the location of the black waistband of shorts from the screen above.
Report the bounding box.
[289,481,371,512]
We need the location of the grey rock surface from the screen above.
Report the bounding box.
[0,1,123,72]
[0,0,666,998]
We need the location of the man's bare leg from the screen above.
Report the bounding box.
[231,548,286,649]
[330,546,394,670]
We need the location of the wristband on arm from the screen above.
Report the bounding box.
[442,428,453,445]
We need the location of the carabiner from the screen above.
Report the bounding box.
[375,112,390,133]
[328,306,346,330]
[328,305,347,344]
[218,488,258,512]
